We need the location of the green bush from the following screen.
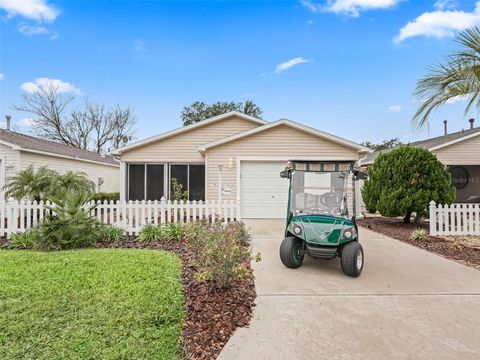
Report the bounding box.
[165,223,184,240]
[91,192,120,202]
[9,229,39,249]
[100,225,125,243]
[35,190,101,251]
[184,221,260,288]
[362,146,456,223]
[409,228,428,242]
[138,224,165,242]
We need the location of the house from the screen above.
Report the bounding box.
[111,111,369,218]
[360,119,480,203]
[0,129,120,202]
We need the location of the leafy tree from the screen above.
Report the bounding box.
[181,100,262,126]
[14,82,136,153]
[362,137,403,151]
[413,26,480,127]
[362,147,455,223]
[3,165,57,201]
[54,171,95,194]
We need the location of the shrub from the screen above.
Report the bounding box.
[35,190,101,251]
[185,221,260,288]
[100,225,125,243]
[409,228,428,242]
[362,146,456,223]
[171,178,188,201]
[138,224,165,242]
[165,223,184,240]
[92,192,120,202]
[9,229,39,249]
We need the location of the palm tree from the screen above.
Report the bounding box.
[52,171,95,195]
[3,165,58,201]
[413,26,480,128]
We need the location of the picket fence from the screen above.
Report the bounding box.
[0,198,241,238]
[429,201,480,236]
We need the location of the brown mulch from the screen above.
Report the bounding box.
[96,238,256,360]
[358,217,480,270]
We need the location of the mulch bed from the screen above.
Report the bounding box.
[96,238,256,360]
[358,217,480,270]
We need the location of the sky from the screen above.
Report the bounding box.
[1,0,480,145]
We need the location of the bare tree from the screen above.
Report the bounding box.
[14,83,136,153]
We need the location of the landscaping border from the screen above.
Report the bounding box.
[97,237,256,360]
[358,217,480,270]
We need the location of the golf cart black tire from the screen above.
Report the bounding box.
[341,242,364,277]
[280,236,304,269]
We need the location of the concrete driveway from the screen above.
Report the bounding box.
[219,219,480,360]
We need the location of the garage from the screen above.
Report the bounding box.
[240,161,289,218]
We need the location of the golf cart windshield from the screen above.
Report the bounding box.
[290,170,349,217]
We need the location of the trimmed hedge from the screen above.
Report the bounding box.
[91,192,120,202]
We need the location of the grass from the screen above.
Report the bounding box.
[0,249,184,359]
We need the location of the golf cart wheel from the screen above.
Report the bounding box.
[280,236,304,268]
[341,242,364,277]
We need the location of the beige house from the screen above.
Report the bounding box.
[111,111,369,218]
[0,129,120,202]
[361,121,480,203]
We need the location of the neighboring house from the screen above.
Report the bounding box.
[361,120,480,203]
[111,111,369,218]
[0,129,120,202]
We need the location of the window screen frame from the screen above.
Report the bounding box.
[168,162,205,201]
[127,162,168,201]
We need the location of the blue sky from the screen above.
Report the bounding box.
[1,0,479,145]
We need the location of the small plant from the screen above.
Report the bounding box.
[100,225,125,243]
[165,223,184,240]
[35,190,101,251]
[9,229,39,249]
[138,224,165,242]
[451,238,463,252]
[171,178,188,201]
[91,192,120,202]
[409,228,428,242]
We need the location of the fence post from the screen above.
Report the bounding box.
[429,201,436,235]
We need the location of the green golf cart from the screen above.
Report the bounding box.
[279,160,366,277]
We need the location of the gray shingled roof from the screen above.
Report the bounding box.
[361,126,480,166]
[0,129,119,166]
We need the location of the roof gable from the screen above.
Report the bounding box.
[197,119,370,153]
[111,111,267,154]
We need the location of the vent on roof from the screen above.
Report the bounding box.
[469,118,475,129]
[443,120,448,135]
[5,115,11,131]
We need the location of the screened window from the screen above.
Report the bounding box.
[128,164,165,201]
[128,164,145,201]
[169,164,205,201]
[146,164,164,200]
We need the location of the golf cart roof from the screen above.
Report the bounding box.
[286,160,353,172]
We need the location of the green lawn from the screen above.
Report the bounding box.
[0,249,184,359]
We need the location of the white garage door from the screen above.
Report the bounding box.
[240,161,290,218]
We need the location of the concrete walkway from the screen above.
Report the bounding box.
[219,219,480,360]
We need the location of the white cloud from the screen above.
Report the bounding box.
[388,105,402,112]
[395,2,480,43]
[20,78,82,95]
[18,24,49,35]
[275,57,310,73]
[0,73,4,80]
[17,118,38,127]
[434,0,457,11]
[306,19,314,25]
[301,0,400,17]
[0,0,58,22]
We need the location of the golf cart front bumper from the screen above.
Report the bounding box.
[305,244,338,259]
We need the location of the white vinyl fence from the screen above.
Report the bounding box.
[0,198,241,239]
[429,201,480,236]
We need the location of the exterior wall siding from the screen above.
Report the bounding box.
[120,116,260,163]
[20,151,120,193]
[206,124,360,201]
[0,144,21,201]
[433,135,480,165]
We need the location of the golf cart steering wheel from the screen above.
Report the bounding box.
[320,192,342,208]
